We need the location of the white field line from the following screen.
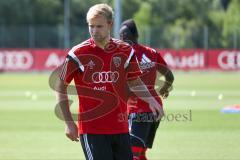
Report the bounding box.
[171,90,240,97]
[0,90,239,97]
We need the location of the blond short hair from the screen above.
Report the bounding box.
[86,3,114,23]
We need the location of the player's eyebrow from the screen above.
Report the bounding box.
[89,24,103,28]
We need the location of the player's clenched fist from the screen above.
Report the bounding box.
[65,121,79,142]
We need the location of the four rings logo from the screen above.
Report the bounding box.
[218,51,240,69]
[92,71,119,83]
[0,51,33,70]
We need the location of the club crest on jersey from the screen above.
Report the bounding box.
[113,56,121,67]
[87,60,95,69]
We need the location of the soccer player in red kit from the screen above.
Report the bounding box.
[119,19,174,160]
[55,4,164,160]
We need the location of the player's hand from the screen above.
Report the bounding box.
[159,83,172,99]
[65,121,79,142]
[159,87,169,99]
[148,98,164,121]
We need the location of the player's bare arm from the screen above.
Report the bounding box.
[157,66,174,98]
[127,77,164,120]
[55,79,79,142]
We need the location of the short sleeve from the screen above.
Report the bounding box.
[124,48,142,80]
[59,50,84,84]
[155,50,167,70]
[59,56,77,84]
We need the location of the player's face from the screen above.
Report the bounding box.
[88,15,112,44]
[119,26,135,45]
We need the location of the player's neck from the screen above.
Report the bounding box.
[131,40,138,45]
[95,36,111,49]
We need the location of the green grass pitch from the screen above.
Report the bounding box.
[0,72,240,160]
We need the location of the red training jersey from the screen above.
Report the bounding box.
[60,38,141,134]
[128,44,167,114]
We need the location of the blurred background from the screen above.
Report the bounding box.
[0,0,240,160]
[0,0,239,49]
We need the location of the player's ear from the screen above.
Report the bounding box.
[108,20,113,28]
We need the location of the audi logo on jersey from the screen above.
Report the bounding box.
[92,71,119,83]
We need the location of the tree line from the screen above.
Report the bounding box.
[0,0,239,48]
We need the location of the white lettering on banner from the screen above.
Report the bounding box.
[0,51,33,70]
[163,52,204,68]
[0,53,3,69]
[45,53,64,68]
[218,51,240,69]
[163,53,175,67]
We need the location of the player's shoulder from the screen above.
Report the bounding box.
[137,44,157,55]
[144,45,157,54]
[68,39,92,56]
[112,38,132,48]
[111,38,133,54]
[112,38,129,45]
